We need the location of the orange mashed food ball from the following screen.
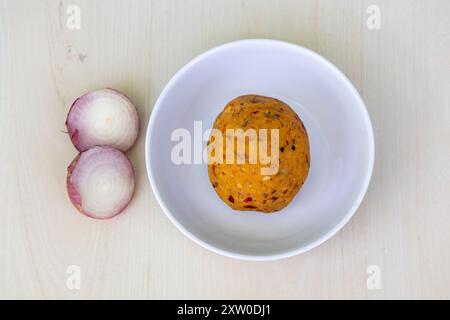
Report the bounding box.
[207,95,310,213]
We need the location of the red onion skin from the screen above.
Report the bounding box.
[66,154,83,211]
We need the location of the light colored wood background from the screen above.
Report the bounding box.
[0,0,449,299]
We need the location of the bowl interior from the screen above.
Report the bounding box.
[146,40,373,260]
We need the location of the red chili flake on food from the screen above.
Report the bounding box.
[244,205,257,209]
[228,195,235,203]
[244,197,253,202]
[252,110,260,114]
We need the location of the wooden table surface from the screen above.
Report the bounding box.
[1,0,449,299]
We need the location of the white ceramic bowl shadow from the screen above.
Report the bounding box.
[145,39,374,261]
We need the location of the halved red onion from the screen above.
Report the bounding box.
[66,89,139,152]
[66,146,135,219]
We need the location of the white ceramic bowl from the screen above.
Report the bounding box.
[146,39,374,261]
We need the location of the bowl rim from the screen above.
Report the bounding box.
[145,39,375,261]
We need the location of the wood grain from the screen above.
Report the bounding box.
[0,0,449,299]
